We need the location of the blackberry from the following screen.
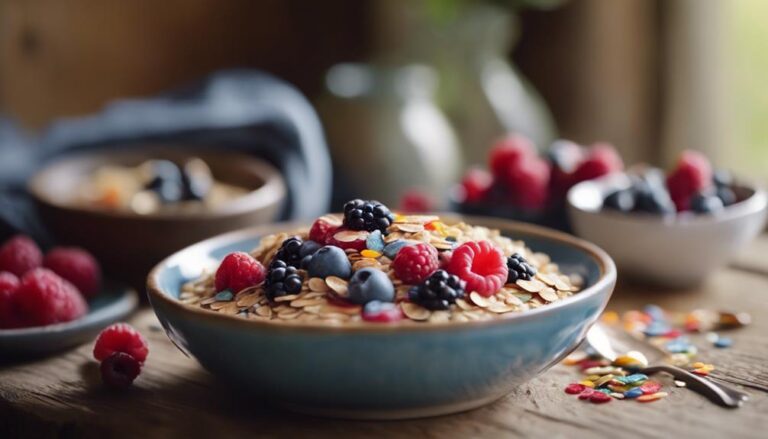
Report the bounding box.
[264,260,303,300]
[343,199,395,233]
[507,253,536,283]
[408,269,465,310]
[273,236,303,268]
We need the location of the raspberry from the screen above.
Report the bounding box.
[505,155,551,210]
[0,235,43,277]
[445,241,508,297]
[548,140,585,198]
[666,150,713,211]
[392,243,439,284]
[214,252,265,293]
[0,271,21,329]
[398,189,434,213]
[100,352,142,389]
[488,134,536,185]
[14,268,88,327]
[43,247,102,298]
[93,322,149,364]
[459,168,493,203]
[571,142,623,185]
[309,215,341,245]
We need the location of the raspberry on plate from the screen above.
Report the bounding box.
[667,150,713,211]
[43,247,102,298]
[100,351,142,389]
[14,268,88,327]
[214,252,265,293]
[93,322,149,364]
[392,243,439,284]
[309,215,342,245]
[459,168,493,204]
[0,235,43,277]
[446,241,508,297]
[0,271,21,329]
[488,134,535,185]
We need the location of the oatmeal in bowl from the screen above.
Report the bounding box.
[147,199,615,419]
[181,199,585,325]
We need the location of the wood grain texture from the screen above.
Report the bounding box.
[2,241,768,438]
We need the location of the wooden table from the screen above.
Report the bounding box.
[3,238,768,439]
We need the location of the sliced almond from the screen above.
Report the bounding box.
[455,298,474,310]
[274,294,300,302]
[325,276,349,297]
[536,272,556,287]
[469,291,492,308]
[395,223,424,233]
[488,303,516,314]
[333,230,368,242]
[539,287,560,302]
[291,298,326,308]
[517,279,545,293]
[236,293,261,308]
[308,277,329,292]
[401,302,430,321]
[256,306,273,318]
[428,310,451,323]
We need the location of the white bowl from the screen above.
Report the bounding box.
[567,174,768,288]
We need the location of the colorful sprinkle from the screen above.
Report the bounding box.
[214,290,234,301]
[565,383,586,394]
[640,381,662,395]
[714,337,733,348]
[361,249,382,258]
[365,230,385,252]
[637,392,668,402]
[623,388,644,399]
[590,392,612,403]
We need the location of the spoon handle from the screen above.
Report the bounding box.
[642,365,748,408]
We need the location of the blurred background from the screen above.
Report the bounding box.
[0,0,766,227]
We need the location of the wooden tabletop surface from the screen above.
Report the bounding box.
[2,237,768,439]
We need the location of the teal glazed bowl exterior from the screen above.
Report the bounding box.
[147,217,616,419]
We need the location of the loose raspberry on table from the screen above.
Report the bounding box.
[445,240,508,297]
[488,134,535,186]
[0,271,21,329]
[14,268,88,327]
[392,243,439,284]
[666,149,713,211]
[43,247,102,298]
[459,168,493,204]
[0,235,43,277]
[214,252,265,293]
[100,352,142,389]
[309,215,341,245]
[93,322,149,364]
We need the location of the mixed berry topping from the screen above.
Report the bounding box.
[408,269,466,310]
[309,216,341,245]
[446,240,508,297]
[361,300,403,323]
[506,253,537,284]
[265,260,303,300]
[214,251,265,293]
[667,150,713,211]
[342,199,394,233]
[392,242,439,285]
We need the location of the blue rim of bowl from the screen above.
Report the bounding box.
[0,286,139,336]
[146,214,617,334]
[567,174,768,226]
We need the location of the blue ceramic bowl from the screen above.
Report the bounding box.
[147,216,616,419]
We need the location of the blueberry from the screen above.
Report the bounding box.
[633,181,675,215]
[299,240,322,258]
[180,158,213,201]
[603,189,635,212]
[347,268,395,304]
[307,246,352,279]
[713,169,732,188]
[145,160,184,203]
[690,192,724,214]
[716,186,737,206]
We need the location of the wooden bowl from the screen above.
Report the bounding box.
[29,148,286,289]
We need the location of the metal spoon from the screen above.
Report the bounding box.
[585,323,748,408]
